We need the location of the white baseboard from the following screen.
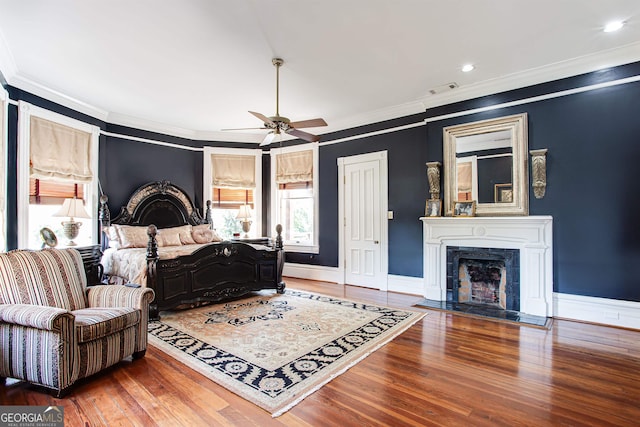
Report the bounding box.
[283,263,342,284]
[387,274,422,295]
[553,293,640,330]
[283,263,423,295]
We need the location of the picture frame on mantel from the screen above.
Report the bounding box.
[453,201,476,217]
[494,183,513,203]
[425,199,442,217]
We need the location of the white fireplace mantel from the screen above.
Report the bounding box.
[420,216,553,317]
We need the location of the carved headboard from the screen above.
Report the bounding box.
[104,181,206,229]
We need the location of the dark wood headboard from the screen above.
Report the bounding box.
[102,181,207,229]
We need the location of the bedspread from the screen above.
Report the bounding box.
[102,244,210,286]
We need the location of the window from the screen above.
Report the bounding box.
[271,144,319,253]
[17,102,99,249]
[203,147,262,239]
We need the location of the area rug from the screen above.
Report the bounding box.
[147,289,425,417]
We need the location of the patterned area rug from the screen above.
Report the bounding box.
[148,289,425,417]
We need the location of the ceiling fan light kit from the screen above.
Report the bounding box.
[224,58,327,145]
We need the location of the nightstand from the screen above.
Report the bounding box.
[74,245,104,286]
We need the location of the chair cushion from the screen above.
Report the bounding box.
[73,307,140,343]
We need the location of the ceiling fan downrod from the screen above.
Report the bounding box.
[273,58,284,118]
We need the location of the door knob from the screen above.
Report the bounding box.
[374,240,379,244]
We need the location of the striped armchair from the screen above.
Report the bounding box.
[0,248,154,397]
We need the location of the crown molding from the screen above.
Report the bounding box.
[8,73,109,121]
[420,41,640,110]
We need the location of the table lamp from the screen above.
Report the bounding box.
[236,204,253,238]
[53,198,91,246]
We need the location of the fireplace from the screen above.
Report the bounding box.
[420,216,553,317]
[447,246,520,311]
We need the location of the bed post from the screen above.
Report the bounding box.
[275,224,286,294]
[204,200,212,226]
[98,195,111,251]
[146,225,160,320]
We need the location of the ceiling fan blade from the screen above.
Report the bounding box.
[249,111,275,126]
[260,132,277,146]
[287,128,320,142]
[288,118,328,129]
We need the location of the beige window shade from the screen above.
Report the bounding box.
[211,154,255,189]
[276,149,312,184]
[30,116,93,183]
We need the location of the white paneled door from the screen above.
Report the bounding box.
[343,156,385,289]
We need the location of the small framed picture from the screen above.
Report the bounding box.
[425,199,442,217]
[453,201,476,217]
[494,183,513,203]
[40,227,58,248]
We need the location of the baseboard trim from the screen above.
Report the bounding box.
[387,274,422,295]
[553,293,640,330]
[283,263,342,284]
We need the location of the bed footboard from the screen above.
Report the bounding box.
[146,225,285,320]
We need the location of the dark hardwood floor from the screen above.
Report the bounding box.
[2,278,639,426]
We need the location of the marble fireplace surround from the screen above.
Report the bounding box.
[420,216,553,317]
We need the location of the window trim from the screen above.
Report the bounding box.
[270,143,319,253]
[17,101,100,248]
[0,88,7,251]
[202,146,262,237]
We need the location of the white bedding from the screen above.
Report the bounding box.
[101,244,210,286]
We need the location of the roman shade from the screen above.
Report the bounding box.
[30,116,93,183]
[211,154,255,189]
[275,149,313,184]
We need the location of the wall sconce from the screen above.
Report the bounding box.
[53,198,91,246]
[236,204,253,238]
[530,149,548,199]
[426,161,442,200]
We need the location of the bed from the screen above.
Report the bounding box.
[100,180,285,319]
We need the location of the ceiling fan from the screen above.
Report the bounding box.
[223,58,327,145]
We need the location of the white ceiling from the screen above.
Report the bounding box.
[1,0,639,143]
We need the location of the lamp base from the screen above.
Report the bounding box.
[240,220,252,239]
[61,221,82,247]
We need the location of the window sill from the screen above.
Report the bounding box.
[283,244,319,254]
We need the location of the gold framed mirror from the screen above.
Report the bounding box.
[443,113,528,216]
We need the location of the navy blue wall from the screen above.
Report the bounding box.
[302,63,640,302]
[100,124,205,216]
[5,61,640,302]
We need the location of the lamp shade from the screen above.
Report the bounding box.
[53,198,91,219]
[236,204,253,220]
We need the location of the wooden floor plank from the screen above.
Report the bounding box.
[2,277,639,426]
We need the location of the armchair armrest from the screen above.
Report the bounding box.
[0,304,74,331]
[86,285,155,310]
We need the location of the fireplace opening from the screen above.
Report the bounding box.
[447,246,520,312]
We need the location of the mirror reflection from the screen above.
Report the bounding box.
[443,113,528,216]
[455,129,512,203]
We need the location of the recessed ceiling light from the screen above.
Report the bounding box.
[604,20,625,32]
[461,64,475,73]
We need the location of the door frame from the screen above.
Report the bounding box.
[337,150,389,290]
